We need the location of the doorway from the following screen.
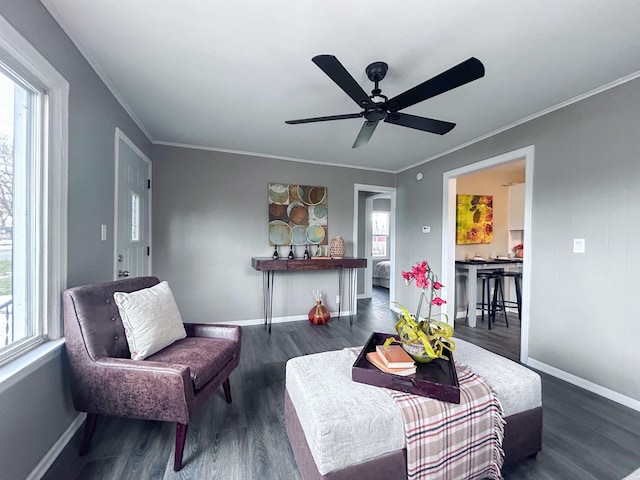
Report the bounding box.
[353,184,396,305]
[113,128,152,280]
[441,146,534,363]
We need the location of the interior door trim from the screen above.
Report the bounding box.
[113,127,152,280]
[441,145,534,364]
[353,183,396,300]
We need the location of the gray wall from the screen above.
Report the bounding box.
[152,145,394,322]
[0,1,152,478]
[0,351,76,480]
[394,78,640,404]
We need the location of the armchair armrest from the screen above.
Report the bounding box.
[96,357,190,378]
[184,323,241,343]
[86,357,194,423]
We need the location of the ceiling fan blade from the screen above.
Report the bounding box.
[385,112,455,135]
[385,57,485,113]
[312,55,375,109]
[352,120,379,148]
[285,113,363,124]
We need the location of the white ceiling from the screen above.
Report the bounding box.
[41,0,640,172]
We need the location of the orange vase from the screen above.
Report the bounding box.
[308,301,330,325]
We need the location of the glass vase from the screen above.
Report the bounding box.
[401,339,436,364]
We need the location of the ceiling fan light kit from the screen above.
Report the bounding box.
[285,55,485,148]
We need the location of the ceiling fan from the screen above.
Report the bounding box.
[285,55,485,148]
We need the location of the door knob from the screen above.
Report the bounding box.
[118,270,130,278]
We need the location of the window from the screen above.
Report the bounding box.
[0,63,38,353]
[131,192,140,242]
[371,211,389,258]
[0,14,68,367]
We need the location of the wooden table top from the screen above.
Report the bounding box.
[252,257,367,271]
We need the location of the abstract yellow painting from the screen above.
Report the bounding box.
[456,194,493,244]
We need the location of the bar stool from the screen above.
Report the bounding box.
[490,272,509,328]
[500,270,522,322]
[466,270,505,329]
[465,268,509,330]
[477,271,493,325]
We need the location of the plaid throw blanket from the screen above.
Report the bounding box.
[387,363,505,480]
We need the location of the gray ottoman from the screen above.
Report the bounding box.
[285,338,542,480]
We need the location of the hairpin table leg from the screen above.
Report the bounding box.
[263,270,275,334]
[337,267,343,319]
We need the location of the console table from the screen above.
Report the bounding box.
[252,257,367,333]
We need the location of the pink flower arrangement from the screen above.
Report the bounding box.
[388,260,455,362]
[401,260,446,325]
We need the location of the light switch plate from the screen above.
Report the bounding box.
[573,238,585,253]
[100,224,107,241]
[422,225,431,234]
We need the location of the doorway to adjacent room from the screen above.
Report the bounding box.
[441,146,534,363]
[353,184,396,307]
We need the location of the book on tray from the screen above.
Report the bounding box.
[375,344,415,369]
[366,351,416,376]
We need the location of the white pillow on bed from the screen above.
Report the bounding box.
[113,281,187,360]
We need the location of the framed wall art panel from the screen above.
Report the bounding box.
[268,183,328,246]
[456,194,493,244]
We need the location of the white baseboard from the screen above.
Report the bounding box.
[27,412,86,480]
[224,310,356,327]
[527,357,640,413]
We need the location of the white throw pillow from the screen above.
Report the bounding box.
[113,281,187,360]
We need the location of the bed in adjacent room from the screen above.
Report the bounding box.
[372,260,390,288]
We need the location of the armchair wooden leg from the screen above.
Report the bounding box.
[223,378,232,403]
[174,422,188,471]
[79,413,97,455]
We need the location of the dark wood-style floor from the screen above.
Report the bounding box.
[453,303,521,363]
[43,287,640,480]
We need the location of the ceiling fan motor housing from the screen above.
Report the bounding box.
[366,61,388,82]
[364,107,387,122]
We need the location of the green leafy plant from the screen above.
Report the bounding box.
[383,260,455,362]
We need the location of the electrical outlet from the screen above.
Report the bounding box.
[422,225,431,234]
[336,295,340,304]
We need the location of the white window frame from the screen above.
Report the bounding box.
[371,211,389,258]
[0,14,68,367]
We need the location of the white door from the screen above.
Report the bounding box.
[114,128,151,279]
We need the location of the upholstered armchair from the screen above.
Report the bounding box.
[63,276,242,471]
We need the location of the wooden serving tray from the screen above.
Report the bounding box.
[352,332,460,404]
